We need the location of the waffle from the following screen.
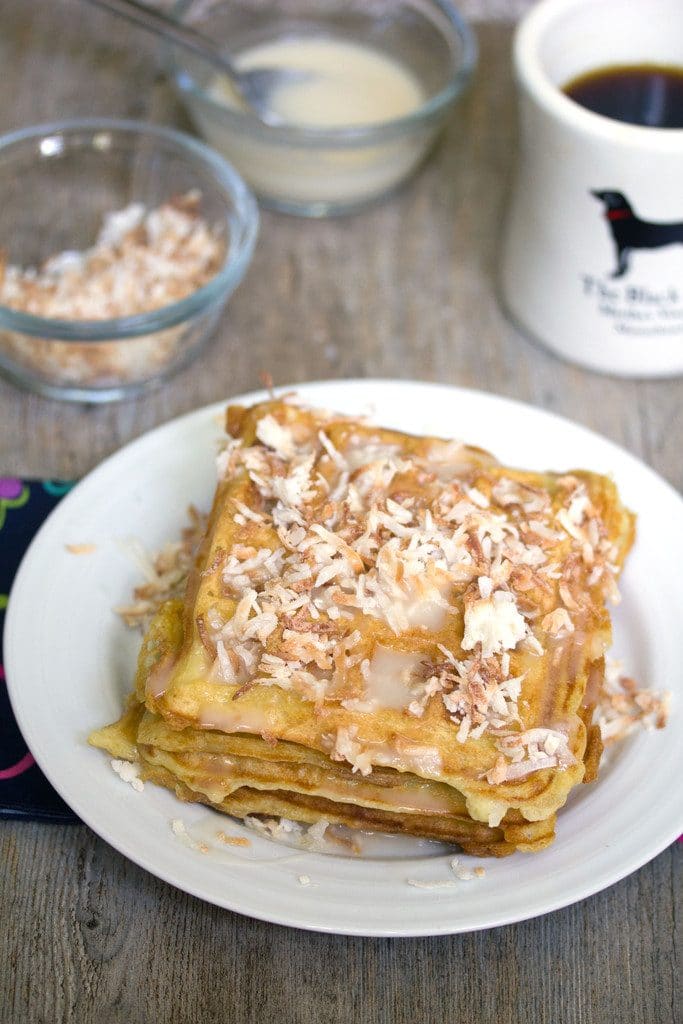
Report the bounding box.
[90,398,635,855]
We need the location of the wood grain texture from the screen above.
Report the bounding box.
[0,3,680,1023]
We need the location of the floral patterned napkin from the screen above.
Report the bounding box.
[1,478,78,822]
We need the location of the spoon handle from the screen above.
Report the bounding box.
[84,0,235,78]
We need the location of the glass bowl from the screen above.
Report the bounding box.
[0,119,259,402]
[169,0,477,217]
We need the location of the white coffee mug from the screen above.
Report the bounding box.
[501,0,683,378]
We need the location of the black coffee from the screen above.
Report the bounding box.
[563,64,683,128]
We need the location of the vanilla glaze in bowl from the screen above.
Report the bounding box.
[169,0,477,216]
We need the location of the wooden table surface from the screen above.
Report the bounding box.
[1,3,680,1022]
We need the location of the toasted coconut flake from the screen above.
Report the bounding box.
[65,542,97,555]
[486,755,508,785]
[231,499,266,524]
[318,429,347,468]
[196,614,216,658]
[201,547,226,577]
[486,727,576,783]
[450,857,476,881]
[462,591,527,657]
[541,607,575,637]
[242,815,331,852]
[255,414,297,459]
[216,830,251,848]
[330,726,374,776]
[596,658,670,744]
[110,758,144,792]
[170,817,208,854]
[115,509,207,630]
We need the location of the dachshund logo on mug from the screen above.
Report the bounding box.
[591,190,683,277]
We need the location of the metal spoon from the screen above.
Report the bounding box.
[85,0,309,126]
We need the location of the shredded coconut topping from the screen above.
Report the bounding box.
[0,192,225,390]
[65,542,97,555]
[242,815,331,851]
[0,192,223,320]
[596,658,670,745]
[430,644,525,742]
[110,758,144,792]
[256,415,298,459]
[406,858,485,890]
[329,726,375,777]
[484,727,576,784]
[462,590,528,657]
[450,856,479,881]
[541,607,574,637]
[170,817,209,854]
[115,506,207,630]
[200,402,634,779]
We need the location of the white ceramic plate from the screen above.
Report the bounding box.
[5,380,682,936]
